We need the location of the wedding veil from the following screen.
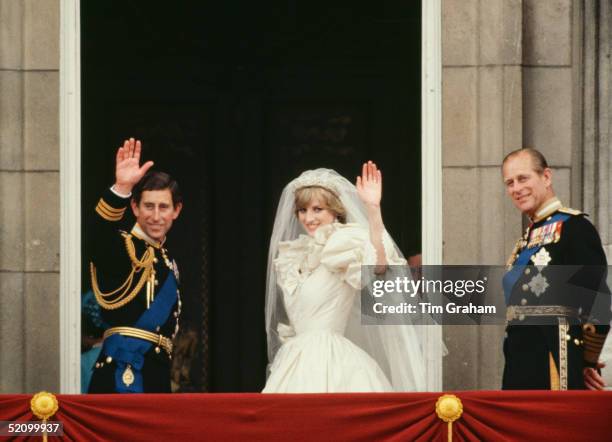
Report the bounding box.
[265,168,428,391]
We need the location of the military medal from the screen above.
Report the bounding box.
[528,273,549,297]
[530,248,551,270]
[122,364,135,387]
[551,221,563,243]
[527,222,563,248]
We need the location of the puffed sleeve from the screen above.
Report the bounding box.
[320,223,407,289]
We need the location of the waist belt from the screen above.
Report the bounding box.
[103,326,173,355]
[506,305,580,322]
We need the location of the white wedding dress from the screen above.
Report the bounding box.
[262,222,406,393]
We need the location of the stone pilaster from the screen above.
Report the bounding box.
[0,0,60,393]
[442,0,523,390]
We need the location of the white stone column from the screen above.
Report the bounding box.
[441,0,523,390]
[0,0,60,393]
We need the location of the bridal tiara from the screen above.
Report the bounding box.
[288,169,349,196]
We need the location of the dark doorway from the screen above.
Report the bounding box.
[81,0,421,392]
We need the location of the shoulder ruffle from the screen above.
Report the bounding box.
[274,224,336,296]
[275,223,407,293]
[320,223,373,289]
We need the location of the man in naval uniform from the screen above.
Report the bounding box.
[502,148,610,390]
[88,138,183,393]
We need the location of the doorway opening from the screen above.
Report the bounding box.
[80,0,422,392]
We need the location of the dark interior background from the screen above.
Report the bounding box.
[81,0,421,392]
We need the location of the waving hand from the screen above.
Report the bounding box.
[356,161,387,271]
[114,138,154,195]
[356,161,382,207]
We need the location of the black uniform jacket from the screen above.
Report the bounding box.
[503,198,610,390]
[88,188,180,393]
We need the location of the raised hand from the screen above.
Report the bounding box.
[114,138,154,195]
[356,161,382,207]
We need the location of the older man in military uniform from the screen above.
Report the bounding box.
[502,148,610,390]
[88,138,183,393]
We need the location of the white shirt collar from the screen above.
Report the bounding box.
[532,197,562,223]
[131,223,165,248]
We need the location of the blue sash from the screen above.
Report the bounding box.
[101,272,178,393]
[503,213,570,305]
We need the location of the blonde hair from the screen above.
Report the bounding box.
[294,186,347,224]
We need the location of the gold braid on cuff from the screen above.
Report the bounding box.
[583,323,607,365]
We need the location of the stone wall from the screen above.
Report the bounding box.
[522,0,575,206]
[441,0,583,389]
[580,0,612,384]
[442,0,523,390]
[0,0,601,393]
[0,0,60,393]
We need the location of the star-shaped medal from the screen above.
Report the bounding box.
[528,273,549,297]
[530,248,551,270]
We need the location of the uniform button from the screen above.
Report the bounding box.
[520,298,527,306]
[524,268,531,275]
[174,311,178,318]
[155,347,161,354]
[95,362,101,368]
[522,284,529,291]
[156,326,161,332]
[565,334,571,341]
[518,314,525,321]
[153,257,158,263]
[154,279,159,286]
[574,339,581,346]
[546,216,552,221]
[106,356,113,363]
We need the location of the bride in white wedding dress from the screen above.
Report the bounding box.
[263,162,426,393]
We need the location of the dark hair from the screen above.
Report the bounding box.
[502,147,549,174]
[132,171,182,206]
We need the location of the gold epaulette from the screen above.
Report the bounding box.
[583,323,607,364]
[91,233,156,310]
[558,207,583,216]
[95,198,126,222]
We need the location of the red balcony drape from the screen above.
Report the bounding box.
[1,391,611,442]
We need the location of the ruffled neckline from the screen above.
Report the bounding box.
[274,223,346,296]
